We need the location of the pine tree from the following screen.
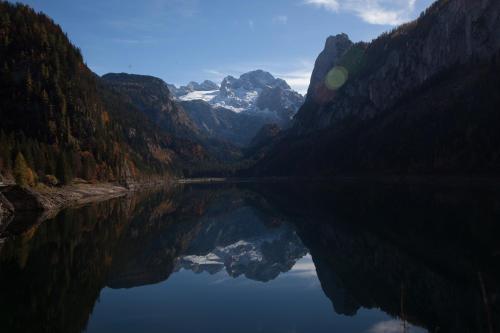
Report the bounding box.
[25,70,32,95]
[56,151,72,185]
[82,152,96,181]
[13,152,35,186]
[0,131,12,172]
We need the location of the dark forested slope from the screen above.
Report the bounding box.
[0,2,206,185]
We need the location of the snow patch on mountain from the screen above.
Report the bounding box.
[178,90,219,103]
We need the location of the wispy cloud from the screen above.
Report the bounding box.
[248,19,255,30]
[272,15,289,24]
[304,0,417,25]
[304,0,340,12]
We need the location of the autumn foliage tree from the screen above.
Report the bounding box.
[13,152,36,187]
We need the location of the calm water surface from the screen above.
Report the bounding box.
[0,182,498,333]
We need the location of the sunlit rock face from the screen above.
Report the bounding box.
[306,34,353,104]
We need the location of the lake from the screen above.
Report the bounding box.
[0,181,498,333]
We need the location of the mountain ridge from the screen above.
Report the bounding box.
[251,0,500,177]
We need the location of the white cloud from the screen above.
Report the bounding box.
[272,15,289,24]
[277,69,312,95]
[248,19,255,30]
[304,0,418,26]
[304,0,340,12]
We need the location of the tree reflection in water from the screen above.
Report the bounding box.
[0,182,498,333]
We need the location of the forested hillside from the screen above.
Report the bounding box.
[0,2,207,186]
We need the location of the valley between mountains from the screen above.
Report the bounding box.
[1,0,500,216]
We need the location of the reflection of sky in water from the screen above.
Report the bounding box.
[367,320,427,333]
[86,253,427,333]
[288,254,318,278]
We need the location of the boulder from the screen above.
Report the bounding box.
[0,192,14,224]
[1,186,46,211]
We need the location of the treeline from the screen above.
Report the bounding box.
[0,130,123,186]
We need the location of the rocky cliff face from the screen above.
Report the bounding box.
[306,33,353,103]
[102,73,200,138]
[0,192,13,226]
[179,100,271,147]
[210,70,304,123]
[295,0,500,132]
[101,73,246,169]
[253,0,500,176]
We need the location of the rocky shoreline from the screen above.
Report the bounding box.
[0,177,233,222]
[0,179,181,228]
[0,192,14,224]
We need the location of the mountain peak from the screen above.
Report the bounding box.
[219,70,291,95]
[240,69,274,83]
[102,72,167,86]
[325,33,351,50]
[186,80,219,91]
[307,33,354,99]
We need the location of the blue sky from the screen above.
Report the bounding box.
[16,0,434,93]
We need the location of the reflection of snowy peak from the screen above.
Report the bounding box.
[170,70,304,115]
[176,226,307,282]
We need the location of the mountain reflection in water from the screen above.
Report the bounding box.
[0,182,498,333]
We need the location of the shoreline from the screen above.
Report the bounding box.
[0,179,178,220]
[2,173,500,221]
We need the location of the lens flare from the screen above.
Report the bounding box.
[325,66,348,90]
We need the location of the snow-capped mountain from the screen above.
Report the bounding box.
[169,70,304,117]
[168,70,304,146]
